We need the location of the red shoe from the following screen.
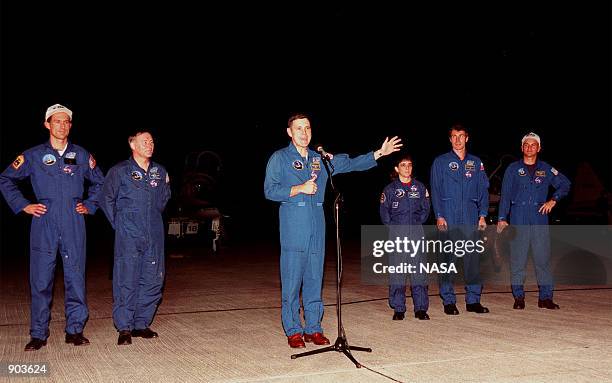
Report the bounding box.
[303,332,330,345]
[287,334,305,348]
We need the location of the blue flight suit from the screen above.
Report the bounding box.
[100,158,171,331]
[498,160,570,299]
[264,143,377,336]
[380,179,430,313]
[430,151,489,305]
[0,142,104,339]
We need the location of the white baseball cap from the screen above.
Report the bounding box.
[521,132,540,146]
[45,104,73,121]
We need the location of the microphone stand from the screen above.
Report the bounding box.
[291,153,372,368]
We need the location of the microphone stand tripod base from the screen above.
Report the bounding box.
[290,335,372,368]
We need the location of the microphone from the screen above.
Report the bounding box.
[315,145,333,160]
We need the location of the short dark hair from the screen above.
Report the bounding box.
[448,123,468,137]
[128,130,152,145]
[288,113,310,128]
[394,154,413,167]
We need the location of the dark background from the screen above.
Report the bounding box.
[1,2,610,260]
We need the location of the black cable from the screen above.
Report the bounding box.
[360,363,407,383]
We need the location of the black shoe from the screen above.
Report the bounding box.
[392,311,405,320]
[444,304,459,315]
[131,328,159,338]
[538,299,560,310]
[117,330,132,345]
[24,338,47,351]
[65,332,90,346]
[414,310,430,320]
[513,297,525,310]
[466,302,490,313]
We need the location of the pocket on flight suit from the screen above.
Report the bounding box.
[441,197,452,217]
[279,206,309,252]
[30,246,56,287]
[469,197,480,217]
[58,215,84,274]
[143,256,164,285]
[117,209,145,239]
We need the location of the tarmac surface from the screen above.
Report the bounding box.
[1,238,611,382]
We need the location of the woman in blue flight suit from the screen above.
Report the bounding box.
[380,155,431,320]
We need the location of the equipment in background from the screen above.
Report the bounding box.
[167,150,229,254]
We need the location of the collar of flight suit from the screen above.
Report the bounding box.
[519,158,542,169]
[44,140,73,156]
[129,156,152,174]
[394,178,416,189]
[447,150,473,162]
[286,141,314,159]
[519,158,544,181]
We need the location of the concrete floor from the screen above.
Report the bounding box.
[1,240,611,382]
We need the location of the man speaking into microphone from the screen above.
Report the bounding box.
[264,113,402,348]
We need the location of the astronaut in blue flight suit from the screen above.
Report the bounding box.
[0,104,104,351]
[497,132,570,310]
[264,113,402,348]
[100,130,171,346]
[430,123,490,315]
[380,155,431,321]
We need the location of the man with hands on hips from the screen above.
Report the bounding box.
[0,104,104,351]
[497,132,570,310]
